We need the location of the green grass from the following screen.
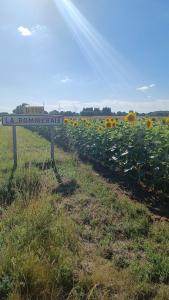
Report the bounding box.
[0,127,169,299]
[0,127,13,186]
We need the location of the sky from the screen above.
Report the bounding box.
[0,0,169,113]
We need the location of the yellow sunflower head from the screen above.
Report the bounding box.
[164,117,169,125]
[112,120,117,128]
[146,119,153,129]
[97,127,103,133]
[73,122,78,127]
[64,118,69,124]
[106,117,111,122]
[106,121,112,128]
[125,112,136,124]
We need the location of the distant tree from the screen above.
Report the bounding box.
[49,110,78,116]
[138,113,146,116]
[0,112,8,116]
[93,108,101,116]
[13,103,28,114]
[80,107,94,116]
[13,104,169,118]
[148,111,169,117]
[102,107,112,116]
[116,111,127,116]
[64,111,78,116]
[49,110,60,115]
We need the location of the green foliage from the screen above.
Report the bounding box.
[130,252,169,284]
[53,119,169,193]
[12,103,28,114]
[12,167,45,202]
[1,127,169,299]
[0,196,79,299]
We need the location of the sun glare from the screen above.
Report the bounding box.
[53,0,133,91]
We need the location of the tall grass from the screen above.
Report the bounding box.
[0,169,80,299]
[0,127,169,299]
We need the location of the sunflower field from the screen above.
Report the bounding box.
[54,113,169,194]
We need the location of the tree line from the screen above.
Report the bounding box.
[1,103,169,117]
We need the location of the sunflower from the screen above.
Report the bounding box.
[106,121,112,128]
[73,122,78,127]
[97,127,103,133]
[106,117,111,122]
[125,112,136,124]
[64,118,69,124]
[112,120,117,128]
[164,117,169,125]
[146,119,153,129]
[110,117,115,122]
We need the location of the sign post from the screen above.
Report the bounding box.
[2,114,64,166]
[50,126,55,162]
[12,126,17,167]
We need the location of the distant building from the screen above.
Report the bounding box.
[24,106,44,115]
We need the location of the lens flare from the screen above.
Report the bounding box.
[54,0,135,92]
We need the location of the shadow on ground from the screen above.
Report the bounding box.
[25,160,79,197]
[52,179,80,197]
[79,155,169,219]
[25,160,63,183]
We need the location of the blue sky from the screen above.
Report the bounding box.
[0,0,169,113]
